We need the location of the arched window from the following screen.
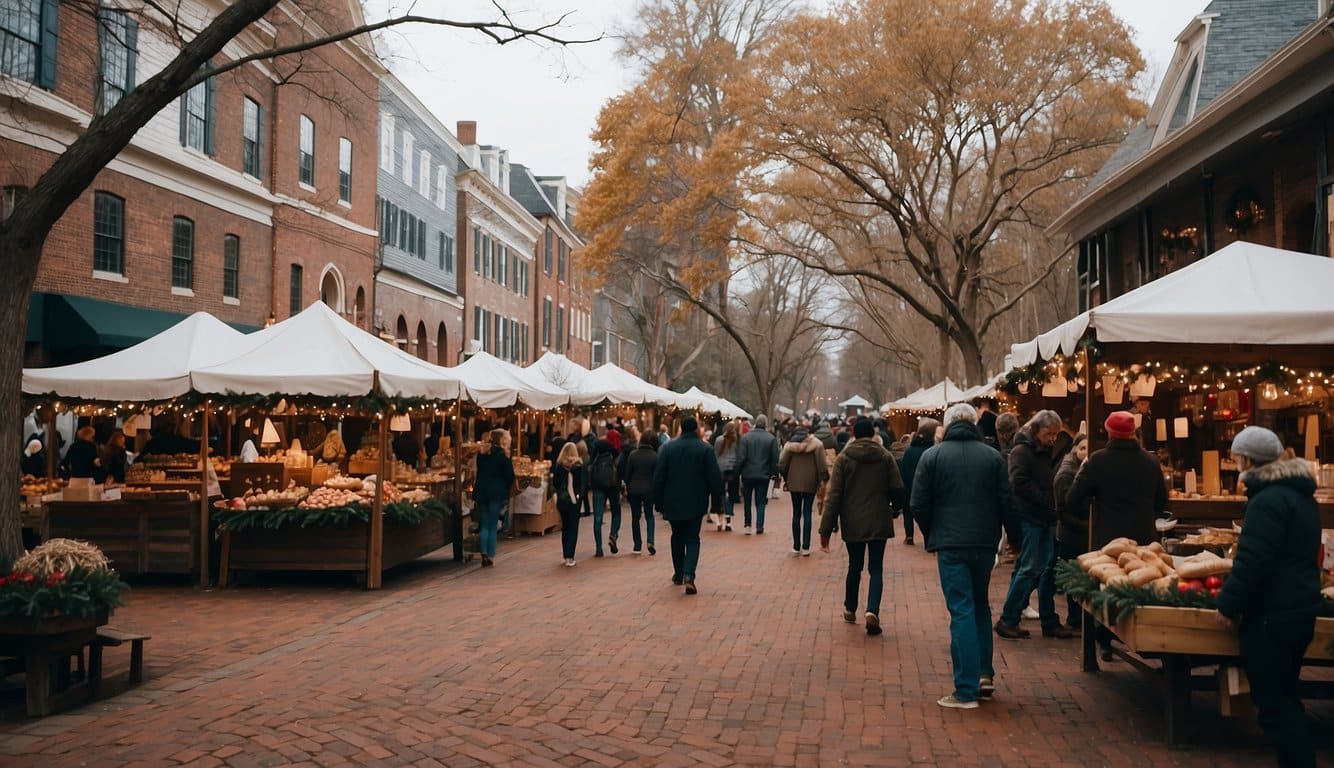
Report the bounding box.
[395,315,408,350]
[319,264,345,314]
[415,321,428,361]
[436,323,448,365]
[353,286,366,328]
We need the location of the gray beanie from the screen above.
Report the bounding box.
[1230,426,1283,463]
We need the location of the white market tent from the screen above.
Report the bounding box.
[449,351,569,410]
[880,379,970,413]
[582,363,690,408]
[959,373,1005,402]
[678,386,751,419]
[1009,242,1334,367]
[190,302,464,401]
[23,312,259,402]
[526,352,593,396]
[838,395,872,409]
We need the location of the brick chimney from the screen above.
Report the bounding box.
[457,121,477,146]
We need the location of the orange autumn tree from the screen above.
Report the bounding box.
[741,0,1146,384]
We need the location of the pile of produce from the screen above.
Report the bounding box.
[0,539,127,619]
[1059,536,1238,622]
[19,475,63,496]
[219,483,308,510]
[299,486,365,509]
[323,475,364,491]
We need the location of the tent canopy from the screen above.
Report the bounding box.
[880,379,969,412]
[451,351,569,410]
[527,352,593,393]
[24,311,260,402]
[959,373,1005,402]
[678,386,750,419]
[581,364,688,408]
[838,395,871,409]
[191,302,464,401]
[1010,243,1334,366]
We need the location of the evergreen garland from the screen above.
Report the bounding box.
[0,564,128,620]
[216,497,449,535]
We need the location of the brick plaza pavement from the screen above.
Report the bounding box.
[0,493,1329,767]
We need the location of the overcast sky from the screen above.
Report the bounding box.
[367,0,1196,188]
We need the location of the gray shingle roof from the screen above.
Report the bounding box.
[1080,0,1313,192]
[509,164,559,218]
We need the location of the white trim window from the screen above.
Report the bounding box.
[298,115,315,186]
[401,132,414,187]
[418,150,431,196]
[379,113,395,172]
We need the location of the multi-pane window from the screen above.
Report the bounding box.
[180,66,215,155]
[542,298,552,347]
[472,228,482,273]
[242,97,262,178]
[401,132,414,186]
[473,306,482,341]
[544,229,553,273]
[482,235,493,278]
[418,150,431,196]
[96,8,136,114]
[298,115,314,186]
[338,138,352,203]
[498,245,508,287]
[556,305,565,352]
[435,165,448,208]
[437,233,456,272]
[520,323,528,363]
[171,217,194,289]
[1,0,55,88]
[557,240,568,281]
[378,113,395,171]
[289,264,303,315]
[92,192,124,274]
[223,235,239,299]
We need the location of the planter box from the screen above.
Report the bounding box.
[1093,603,1334,660]
[220,514,449,584]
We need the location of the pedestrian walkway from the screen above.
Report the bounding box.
[0,494,1328,766]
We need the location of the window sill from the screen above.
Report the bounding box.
[298,181,316,193]
[223,296,240,306]
[338,199,351,209]
[92,270,128,284]
[171,286,195,297]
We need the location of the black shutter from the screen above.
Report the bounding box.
[39,0,58,89]
[203,70,216,155]
[124,18,138,93]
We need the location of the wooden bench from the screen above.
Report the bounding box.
[88,627,150,696]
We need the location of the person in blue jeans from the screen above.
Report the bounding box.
[778,425,828,555]
[621,431,659,554]
[997,410,1074,639]
[735,415,780,534]
[910,403,1016,709]
[588,437,622,556]
[818,418,903,637]
[473,429,515,568]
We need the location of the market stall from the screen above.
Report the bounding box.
[1004,242,1334,530]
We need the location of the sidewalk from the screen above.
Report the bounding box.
[0,492,1328,766]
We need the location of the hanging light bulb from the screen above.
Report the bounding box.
[1260,382,1279,402]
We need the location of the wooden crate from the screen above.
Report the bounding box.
[1106,605,1334,660]
[221,515,448,581]
[47,500,198,576]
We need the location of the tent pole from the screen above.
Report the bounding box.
[452,397,464,562]
[1083,348,1095,451]
[199,401,211,587]
[370,405,386,590]
[45,405,56,480]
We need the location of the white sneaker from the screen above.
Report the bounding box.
[744,526,753,535]
[791,548,801,556]
[937,695,979,710]
[1021,606,1040,620]
[801,549,811,557]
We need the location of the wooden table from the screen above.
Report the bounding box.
[0,612,109,716]
[1080,602,1334,746]
[46,499,199,577]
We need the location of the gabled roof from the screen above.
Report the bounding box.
[509,164,559,218]
[1077,0,1314,206]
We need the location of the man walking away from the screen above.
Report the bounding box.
[897,418,940,547]
[653,417,724,595]
[736,414,780,534]
[819,418,903,637]
[779,423,828,556]
[911,403,1014,709]
[1214,427,1321,768]
[997,410,1074,639]
[588,437,622,556]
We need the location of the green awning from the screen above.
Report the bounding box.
[32,293,261,350]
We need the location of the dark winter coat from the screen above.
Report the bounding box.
[472,446,515,504]
[587,439,620,492]
[819,438,903,543]
[778,434,828,494]
[61,439,101,480]
[910,421,1014,552]
[1053,451,1088,548]
[736,426,780,481]
[1007,430,1059,526]
[812,423,836,450]
[551,463,584,511]
[897,436,934,511]
[1215,459,1323,623]
[1065,438,1167,549]
[653,431,724,521]
[622,445,658,498]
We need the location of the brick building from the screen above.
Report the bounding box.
[3,0,380,365]
[374,75,465,365]
[1054,0,1333,309]
[510,166,593,367]
[455,122,540,365]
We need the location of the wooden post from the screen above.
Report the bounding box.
[45,406,57,480]
[515,412,523,458]
[452,397,464,562]
[1083,347,1095,452]
[369,408,387,589]
[199,402,212,587]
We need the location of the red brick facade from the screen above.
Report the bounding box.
[373,279,463,366]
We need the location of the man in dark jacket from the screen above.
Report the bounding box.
[812,417,837,451]
[588,437,623,557]
[997,410,1074,639]
[818,418,903,637]
[1066,411,1169,551]
[621,431,658,555]
[897,418,939,546]
[911,404,1015,709]
[1214,427,1322,768]
[735,415,780,534]
[653,417,724,595]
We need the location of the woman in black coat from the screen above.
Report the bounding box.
[61,426,102,481]
[552,442,585,566]
[622,432,659,555]
[473,429,514,568]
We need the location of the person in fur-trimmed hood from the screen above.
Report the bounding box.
[1214,426,1321,768]
[779,425,829,555]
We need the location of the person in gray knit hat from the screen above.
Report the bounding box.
[1215,425,1321,768]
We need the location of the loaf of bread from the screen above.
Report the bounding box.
[1102,538,1136,557]
[1177,558,1233,580]
[1128,566,1160,587]
[1088,563,1125,583]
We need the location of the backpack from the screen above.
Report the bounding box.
[589,451,617,491]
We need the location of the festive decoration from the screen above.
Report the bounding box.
[0,540,127,620]
[216,498,448,534]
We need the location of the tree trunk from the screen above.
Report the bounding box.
[0,235,44,561]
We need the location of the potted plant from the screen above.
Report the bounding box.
[0,539,127,635]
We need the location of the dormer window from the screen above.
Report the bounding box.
[1166,56,1200,135]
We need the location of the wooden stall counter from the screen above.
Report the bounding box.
[46,499,199,577]
[1169,497,1334,531]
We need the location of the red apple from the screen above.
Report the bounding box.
[1176,581,1193,593]
[1204,575,1224,589]
[1208,587,1221,598]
